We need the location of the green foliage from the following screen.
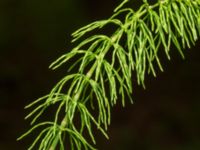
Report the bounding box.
[18,0,200,149]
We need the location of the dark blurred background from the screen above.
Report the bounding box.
[0,0,200,149]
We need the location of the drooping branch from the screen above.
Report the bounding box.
[18,0,200,150]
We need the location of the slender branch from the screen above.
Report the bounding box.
[19,0,200,150]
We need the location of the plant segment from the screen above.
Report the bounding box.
[18,0,200,150]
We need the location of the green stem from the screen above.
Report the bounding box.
[49,63,97,150]
[49,115,68,150]
[49,1,187,149]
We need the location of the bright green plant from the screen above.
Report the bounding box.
[18,0,200,149]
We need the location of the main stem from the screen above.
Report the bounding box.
[49,63,97,150]
[48,2,168,149]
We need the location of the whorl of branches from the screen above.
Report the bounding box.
[18,0,200,150]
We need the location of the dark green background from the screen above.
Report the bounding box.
[0,0,200,149]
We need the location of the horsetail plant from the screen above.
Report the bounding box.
[18,0,200,149]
